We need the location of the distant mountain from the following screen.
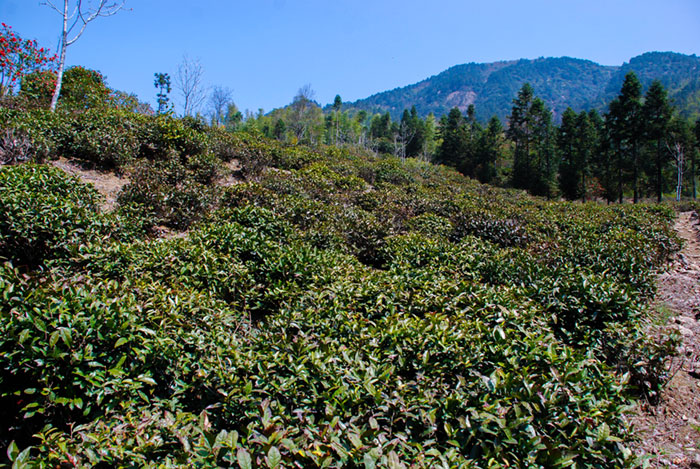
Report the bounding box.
[339,52,700,122]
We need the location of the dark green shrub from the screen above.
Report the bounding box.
[451,210,528,247]
[0,108,65,162]
[60,109,140,169]
[118,157,218,230]
[405,213,453,239]
[0,164,103,267]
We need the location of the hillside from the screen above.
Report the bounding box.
[341,52,700,122]
[0,108,687,466]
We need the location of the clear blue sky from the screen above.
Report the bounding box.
[2,0,699,115]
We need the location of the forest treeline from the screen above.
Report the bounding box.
[238,73,700,204]
[2,21,698,203]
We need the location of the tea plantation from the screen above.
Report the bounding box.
[0,109,683,467]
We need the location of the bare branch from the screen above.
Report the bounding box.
[40,1,63,14]
[63,0,127,45]
[175,55,207,117]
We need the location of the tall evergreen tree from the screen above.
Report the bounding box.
[585,109,607,201]
[576,111,596,201]
[507,84,554,197]
[154,72,172,114]
[529,98,555,197]
[460,104,483,177]
[642,80,673,202]
[474,116,503,184]
[333,94,342,145]
[508,83,535,191]
[557,107,579,200]
[436,107,468,168]
[608,72,643,203]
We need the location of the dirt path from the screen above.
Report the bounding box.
[632,211,700,467]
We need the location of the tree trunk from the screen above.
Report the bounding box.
[692,149,697,200]
[632,142,639,203]
[49,0,69,112]
[618,144,623,204]
[656,138,663,203]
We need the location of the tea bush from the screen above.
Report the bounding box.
[0,110,683,467]
[0,165,104,267]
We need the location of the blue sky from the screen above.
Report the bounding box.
[2,0,699,115]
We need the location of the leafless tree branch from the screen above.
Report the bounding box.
[175,55,207,117]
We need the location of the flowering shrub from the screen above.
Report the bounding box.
[0,23,56,98]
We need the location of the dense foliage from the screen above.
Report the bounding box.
[0,107,684,467]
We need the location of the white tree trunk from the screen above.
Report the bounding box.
[49,0,69,111]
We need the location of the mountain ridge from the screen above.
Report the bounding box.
[337,52,700,122]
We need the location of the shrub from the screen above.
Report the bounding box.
[117,157,218,230]
[0,164,103,267]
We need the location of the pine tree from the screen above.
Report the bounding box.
[608,72,643,203]
[507,84,554,197]
[557,107,579,200]
[474,116,503,184]
[575,111,597,201]
[154,72,172,114]
[333,94,342,145]
[436,107,468,168]
[529,98,555,198]
[642,80,673,202]
[508,83,534,191]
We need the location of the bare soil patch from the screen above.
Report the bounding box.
[219,159,242,187]
[631,211,700,467]
[51,158,129,211]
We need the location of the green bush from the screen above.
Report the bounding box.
[0,164,103,267]
[118,157,219,230]
[0,115,682,467]
[59,109,140,169]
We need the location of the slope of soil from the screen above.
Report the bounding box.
[51,157,128,211]
[632,211,700,467]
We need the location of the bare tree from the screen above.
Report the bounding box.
[668,141,685,202]
[175,55,206,117]
[42,0,126,111]
[288,84,318,143]
[209,86,233,126]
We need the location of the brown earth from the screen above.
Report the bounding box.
[50,158,243,240]
[51,157,129,211]
[631,211,700,467]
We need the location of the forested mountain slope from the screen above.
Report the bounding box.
[341,52,700,122]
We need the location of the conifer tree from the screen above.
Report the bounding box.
[436,107,468,168]
[154,72,172,114]
[642,80,673,202]
[529,98,555,197]
[557,107,579,199]
[608,72,643,203]
[508,84,554,197]
[585,109,609,201]
[405,106,426,158]
[508,83,534,191]
[333,94,342,145]
[474,116,503,184]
